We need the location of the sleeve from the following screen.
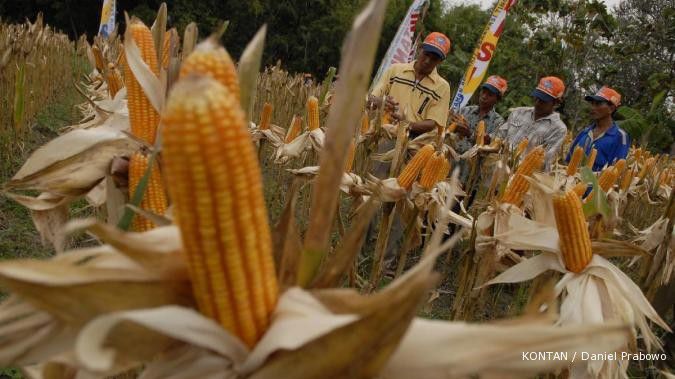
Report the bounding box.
[424,82,451,128]
[370,66,393,99]
[543,124,568,170]
[614,129,631,161]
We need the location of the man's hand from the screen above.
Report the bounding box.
[367,95,399,114]
[455,122,472,138]
[409,120,438,135]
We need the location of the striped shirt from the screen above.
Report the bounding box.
[370,62,451,129]
[495,107,568,170]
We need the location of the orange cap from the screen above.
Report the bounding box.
[482,75,508,96]
[422,32,451,60]
[532,76,565,102]
[585,86,621,107]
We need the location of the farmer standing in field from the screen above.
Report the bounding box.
[365,31,452,276]
[494,76,568,171]
[366,32,452,141]
[565,86,630,172]
[455,75,508,149]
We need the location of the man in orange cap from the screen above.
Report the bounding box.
[367,32,452,138]
[565,86,629,171]
[495,76,568,170]
[456,75,508,153]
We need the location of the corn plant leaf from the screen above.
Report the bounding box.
[318,66,337,107]
[311,198,380,288]
[181,22,198,60]
[237,25,266,124]
[5,127,140,196]
[0,259,193,329]
[580,166,610,219]
[150,2,167,64]
[272,179,303,287]
[124,14,165,114]
[13,62,26,130]
[299,0,389,287]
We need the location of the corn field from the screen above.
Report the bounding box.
[0,14,85,172]
[0,2,673,378]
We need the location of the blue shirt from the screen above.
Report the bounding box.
[565,122,630,172]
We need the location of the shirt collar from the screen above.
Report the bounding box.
[529,108,560,122]
[588,121,619,137]
[406,61,439,84]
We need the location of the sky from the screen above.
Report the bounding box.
[449,0,622,10]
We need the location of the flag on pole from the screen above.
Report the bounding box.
[450,0,517,111]
[371,0,429,89]
[98,0,116,38]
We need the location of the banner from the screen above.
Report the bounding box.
[450,0,517,110]
[371,0,429,89]
[98,0,116,38]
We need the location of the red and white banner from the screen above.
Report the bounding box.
[451,0,517,110]
[371,0,429,88]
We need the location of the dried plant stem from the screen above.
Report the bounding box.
[395,208,420,277]
[366,202,396,293]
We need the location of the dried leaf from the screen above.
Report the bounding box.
[237,26,266,123]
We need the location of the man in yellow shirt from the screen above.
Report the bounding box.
[367,32,452,139]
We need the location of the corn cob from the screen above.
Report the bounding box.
[419,152,450,190]
[360,110,370,135]
[124,19,160,145]
[382,112,391,125]
[638,157,655,180]
[566,146,583,176]
[515,138,529,156]
[586,148,597,169]
[344,139,356,172]
[598,166,619,192]
[620,168,634,192]
[614,159,626,174]
[161,76,278,348]
[161,29,177,69]
[259,102,273,130]
[307,96,320,131]
[179,39,240,102]
[475,120,486,146]
[128,151,168,232]
[447,122,457,133]
[397,144,435,190]
[489,137,502,149]
[572,183,588,198]
[501,146,545,206]
[91,45,105,73]
[553,189,593,273]
[285,115,302,143]
[106,62,123,98]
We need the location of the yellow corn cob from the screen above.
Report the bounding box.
[124,19,160,145]
[614,159,626,174]
[128,151,168,232]
[419,152,450,190]
[179,39,240,102]
[638,157,655,180]
[515,138,529,156]
[572,183,588,198]
[620,168,634,192]
[553,190,593,273]
[161,76,278,348]
[307,96,320,131]
[397,144,435,190]
[91,45,105,73]
[106,62,123,98]
[447,122,457,133]
[475,120,486,146]
[285,115,302,143]
[382,112,391,125]
[566,146,583,176]
[501,146,545,206]
[360,110,370,135]
[586,148,597,169]
[259,102,273,130]
[344,139,356,172]
[598,166,619,192]
[161,29,177,69]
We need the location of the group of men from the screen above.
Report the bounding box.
[367,32,631,176]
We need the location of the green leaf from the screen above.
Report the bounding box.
[318,66,337,107]
[580,167,610,220]
[117,151,158,231]
[649,90,667,115]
